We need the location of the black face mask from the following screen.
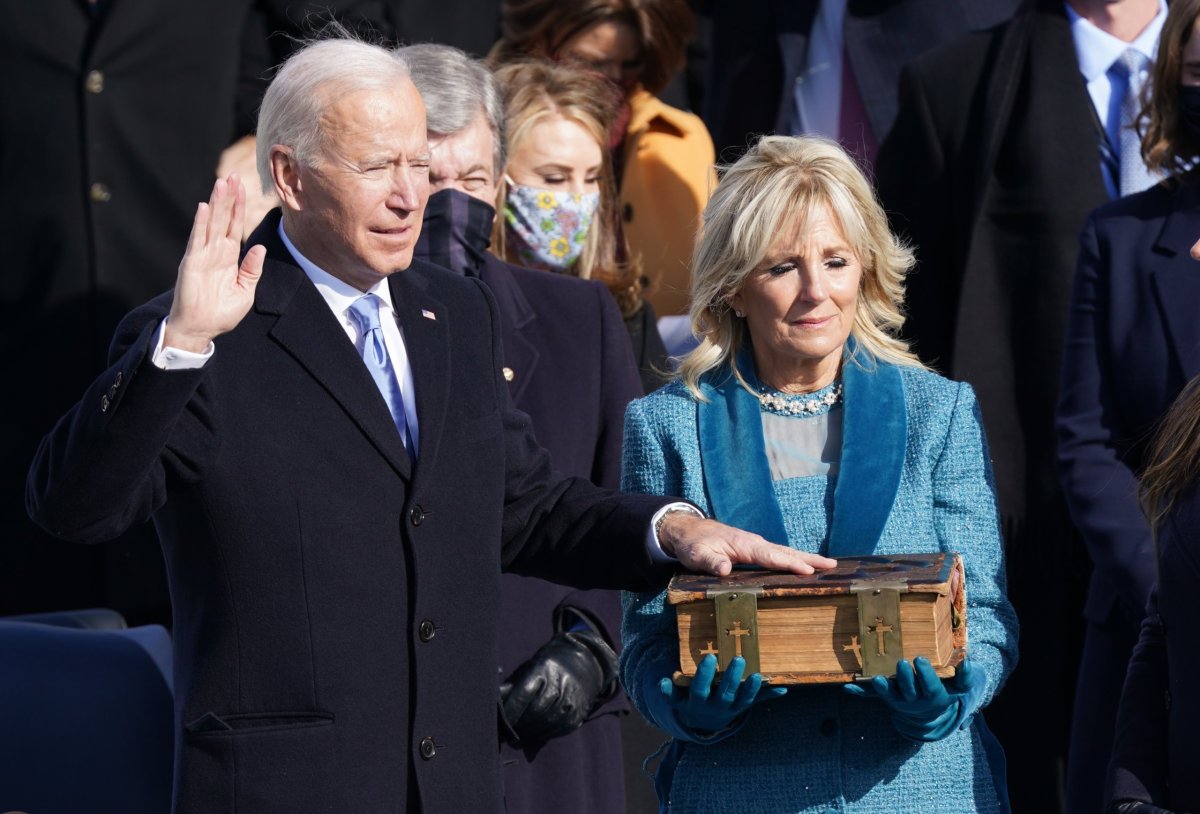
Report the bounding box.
[414,188,496,277]
[1179,85,1200,140]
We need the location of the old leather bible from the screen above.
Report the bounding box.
[668,553,967,685]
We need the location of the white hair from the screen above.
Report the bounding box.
[395,43,505,175]
[256,38,414,190]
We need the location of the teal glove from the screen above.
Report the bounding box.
[844,657,985,742]
[648,654,786,741]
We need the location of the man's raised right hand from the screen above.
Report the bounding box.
[164,174,266,352]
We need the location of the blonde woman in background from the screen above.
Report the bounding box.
[493,60,668,392]
[490,0,716,318]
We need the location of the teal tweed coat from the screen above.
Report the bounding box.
[620,360,1019,814]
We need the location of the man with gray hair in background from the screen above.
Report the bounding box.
[25,35,833,813]
[401,42,642,814]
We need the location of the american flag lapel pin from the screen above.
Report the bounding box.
[421,309,436,321]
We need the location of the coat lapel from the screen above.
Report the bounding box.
[697,358,790,548]
[828,354,906,557]
[389,262,450,476]
[249,214,412,480]
[479,258,540,406]
[1150,184,1200,379]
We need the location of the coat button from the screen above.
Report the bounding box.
[100,394,110,412]
[114,371,123,387]
[418,620,435,642]
[85,69,105,94]
[409,506,424,526]
[819,718,837,736]
[419,736,436,759]
[90,182,112,203]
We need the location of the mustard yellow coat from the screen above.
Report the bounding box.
[619,88,717,318]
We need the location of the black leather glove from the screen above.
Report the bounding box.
[499,629,618,746]
[1110,801,1179,814]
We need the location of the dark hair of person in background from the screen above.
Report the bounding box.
[490,0,693,96]
[1140,374,1200,530]
[491,59,643,318]
[1140,0,1200,179]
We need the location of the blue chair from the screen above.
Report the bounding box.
[0,614,174,814]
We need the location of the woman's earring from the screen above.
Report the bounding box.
[734,309,744,318]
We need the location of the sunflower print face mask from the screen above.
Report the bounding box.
[503,179,600,274]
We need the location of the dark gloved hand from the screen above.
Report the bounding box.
[654,653,786,735]
[1109,802,1179,814]
[844,657,985,742]
[500,629,618,746]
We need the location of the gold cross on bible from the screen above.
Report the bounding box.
[725,621,752,658]
[843,634,863,669]
[869,616,894,656]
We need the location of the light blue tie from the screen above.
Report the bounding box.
[1113,48,1157,197]
[348,294,414,455]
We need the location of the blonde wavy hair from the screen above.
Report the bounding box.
[678,135,924,399]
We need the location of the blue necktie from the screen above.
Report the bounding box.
[348,294,414,455]
[1113,48,1157,197]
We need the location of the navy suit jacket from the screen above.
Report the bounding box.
[1057,181,1200,624]
[25,212,671,813]
[1108,482,1200,810]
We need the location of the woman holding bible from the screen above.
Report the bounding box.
[619,135,1019,813]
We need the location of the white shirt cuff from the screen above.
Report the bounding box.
[151,318,214,370]
[646,502,704,564]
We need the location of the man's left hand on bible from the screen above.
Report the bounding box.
[656,511,837,576]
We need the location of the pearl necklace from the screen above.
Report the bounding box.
[757,381,844,417]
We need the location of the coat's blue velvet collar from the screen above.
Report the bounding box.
[696,344,907,557]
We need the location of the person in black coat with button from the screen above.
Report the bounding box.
[404,43,645,814]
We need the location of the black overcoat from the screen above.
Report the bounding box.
[26,214,671,813]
